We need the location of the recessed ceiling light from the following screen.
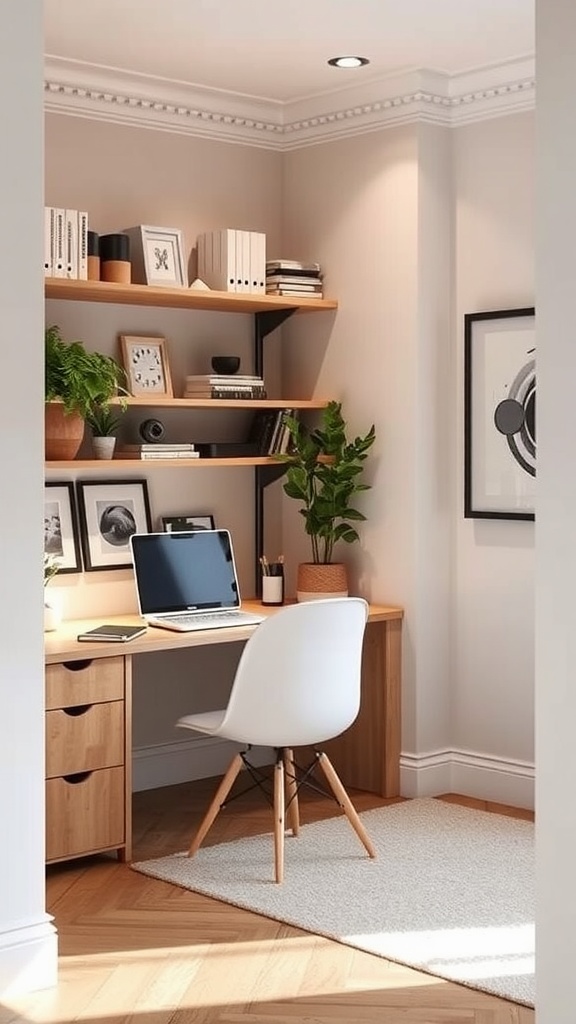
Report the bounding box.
[327,56,370,69]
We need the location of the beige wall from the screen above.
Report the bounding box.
[282,114,535,803]
[453,113,535,771]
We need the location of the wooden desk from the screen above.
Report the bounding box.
[44,601,403,864]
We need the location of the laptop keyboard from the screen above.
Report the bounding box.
[153,610,264,630]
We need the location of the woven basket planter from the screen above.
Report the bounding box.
[296,562,348,602]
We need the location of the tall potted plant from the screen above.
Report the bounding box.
[277,401,375,600]
[45,324,128,460]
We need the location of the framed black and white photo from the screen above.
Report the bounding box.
[161,513,215,533]
[76,479,152,570]
[44,482,82,572]
[464,307,536,521]
[120,334,173,397]
[124,225,186,288]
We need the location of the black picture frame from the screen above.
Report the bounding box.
[464,307,536,521]
[161,513,215,533]
[76,479,152,571]
[44,482,82,573]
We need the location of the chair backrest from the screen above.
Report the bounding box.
[219,597,369,747]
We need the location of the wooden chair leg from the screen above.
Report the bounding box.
[273,756,285,883]
[283,747,300,836]
[188,752,244,857]
[317,752,377,859]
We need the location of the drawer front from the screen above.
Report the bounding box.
[46,700,124,778]
[46,766,125,862]
[46,656,124,710]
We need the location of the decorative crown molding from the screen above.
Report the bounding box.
[44,56,535,150]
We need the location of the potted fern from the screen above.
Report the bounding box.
[45,324,128,460]
[277,400,376,600]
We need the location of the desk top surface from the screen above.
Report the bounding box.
[45,600,403,664]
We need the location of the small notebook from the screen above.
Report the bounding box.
[77,624,147,642]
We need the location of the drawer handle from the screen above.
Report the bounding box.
[62,660,93,672]
[63,704,92,717]
[62,771,92,785]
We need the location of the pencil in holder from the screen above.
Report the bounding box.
[261,562,284,606]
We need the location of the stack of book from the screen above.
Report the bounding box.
[248,408,297,455]
[184,374,267,399]
[116,443,199,460]
[265,260,323,298]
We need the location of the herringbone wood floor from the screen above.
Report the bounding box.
[1,779,534,1024]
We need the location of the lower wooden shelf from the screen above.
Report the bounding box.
[45,456,280,469]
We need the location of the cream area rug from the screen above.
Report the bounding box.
[132,797,535,1007]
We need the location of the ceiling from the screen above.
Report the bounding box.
[44,0,535,105]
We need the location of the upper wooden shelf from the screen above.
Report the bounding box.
[45,278,338,315]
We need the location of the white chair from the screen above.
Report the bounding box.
[177,597,376,882]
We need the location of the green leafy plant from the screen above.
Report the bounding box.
[277,400,376,565]
[44,552,60,587]
[85,402,124,437]
[45,324,128,420]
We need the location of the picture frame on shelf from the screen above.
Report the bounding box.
[76,479,152,571]
[123,225,186,288]
[464,307,536,521]
[161,514,216,533]
[44,482,82,573]
[120,334,173,398]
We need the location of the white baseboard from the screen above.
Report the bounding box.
[0,916,57,997]
[400,748,534,810]
[132,737,274,792]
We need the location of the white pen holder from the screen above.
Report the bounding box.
[261,566,284,606]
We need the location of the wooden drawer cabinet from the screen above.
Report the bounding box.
[46,767,125,863]
[45,655,131,864]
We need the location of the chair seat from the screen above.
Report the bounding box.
[177,709,227,736]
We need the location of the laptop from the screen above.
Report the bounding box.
[129,529,265,632]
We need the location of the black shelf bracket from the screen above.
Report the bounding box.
[252,308,295,593]
[254,463,288,596]
[253,308,296,378]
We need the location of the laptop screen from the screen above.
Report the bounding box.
[130,530,241,615]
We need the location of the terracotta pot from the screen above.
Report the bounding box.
[45,403,84,460]
[296,562,348,602]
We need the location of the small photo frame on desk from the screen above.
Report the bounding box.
[120,334,173,397]
[161,513,215,532]
[77,479,152,571]
[44,482,82,573]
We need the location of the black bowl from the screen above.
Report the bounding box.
[211,355,240,375]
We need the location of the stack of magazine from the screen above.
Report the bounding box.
[184,374,267,399]
[265,260,323,298]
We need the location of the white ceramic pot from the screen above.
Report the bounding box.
[44,596,63,632]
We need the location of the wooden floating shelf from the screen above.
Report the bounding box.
[118,397,328,410]
[45,457,283,470]
[45,278,338,315]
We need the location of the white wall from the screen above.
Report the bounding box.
[0,3,57,996]
[535,0,576,1017]
[452,114,535,803]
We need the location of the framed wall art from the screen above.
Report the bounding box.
[76,479,152,571]
[44,482,82,572]
[120,334,173,397]
[124,225,186,288]
[464,307,536,521]
[161,513,215,532]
